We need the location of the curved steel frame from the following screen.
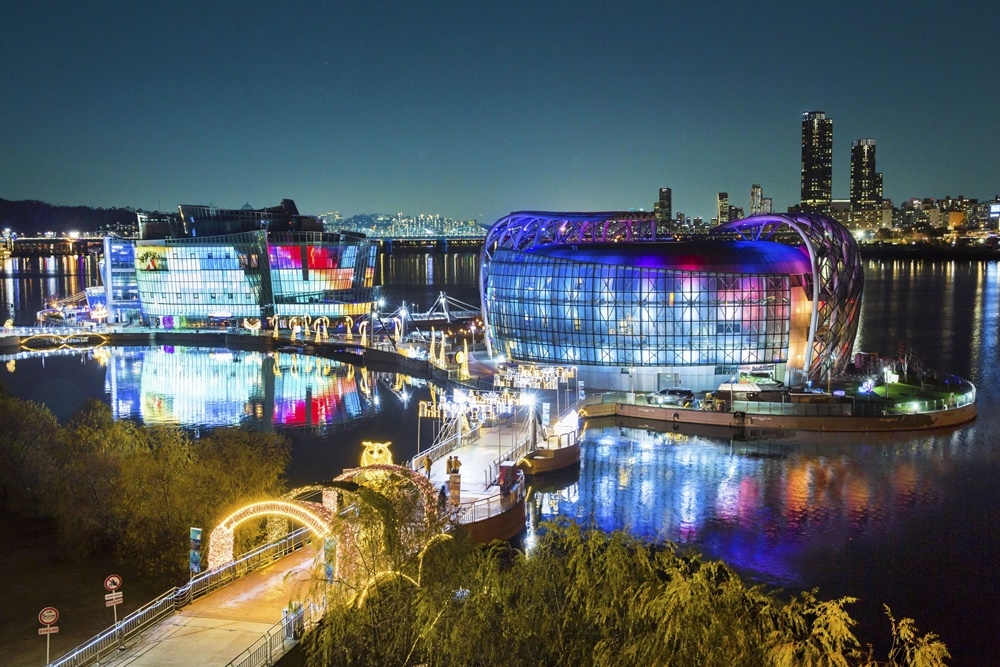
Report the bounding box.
[714,213,863,378]
[480,211,863,380]
[480,211,662,357]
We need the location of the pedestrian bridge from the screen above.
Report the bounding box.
[48,455,527,667]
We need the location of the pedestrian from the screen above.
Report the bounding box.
[422,455,432,478]
[452,456,462,476]
[437,484,447,512]
[446,455,454,475]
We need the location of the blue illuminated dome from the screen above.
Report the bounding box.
[480,211,863,391]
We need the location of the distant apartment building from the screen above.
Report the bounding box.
[654,188,673,228]
[717,192,730,224]
[849,139,883,229]
[749,184,764,215]
[801,111,833,213]
[893,199,941,229]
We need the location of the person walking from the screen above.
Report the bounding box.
[446,455,454,475]
[452,456,462,476]
[423,455,432,478]
[437,484,448,513]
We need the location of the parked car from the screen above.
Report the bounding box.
[646,387,695,406]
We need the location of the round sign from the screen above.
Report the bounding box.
[104,574,122,591]
[39,607,58,625]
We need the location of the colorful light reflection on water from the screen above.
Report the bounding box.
[527,421,956,587]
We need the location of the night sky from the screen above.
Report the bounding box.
[2,1,997,223]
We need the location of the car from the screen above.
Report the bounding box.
[646,387,695,406]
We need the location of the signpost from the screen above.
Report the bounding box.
[38,607,59,663]
[104,574,124,649]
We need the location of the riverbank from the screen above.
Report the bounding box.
[2,514,165,667]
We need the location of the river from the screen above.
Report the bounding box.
[1,252,997,665]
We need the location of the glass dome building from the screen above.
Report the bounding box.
[480,212,863,392]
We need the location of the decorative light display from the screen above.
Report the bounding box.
[361,441,393,467]
[495,364,577,390]
[208,500,334,569]
[419,389,518,420]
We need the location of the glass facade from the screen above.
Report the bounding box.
[486,249,801,368]
[101,238,141,323]
[481,211,863,389]
[135,231,269,327]
[268,232,378,320]
[131,230,379,328]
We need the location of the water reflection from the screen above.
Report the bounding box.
[0,254,101,325]
[526,417,958,586]
[100,345,426,433]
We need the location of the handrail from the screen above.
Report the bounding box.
[48,528,312,667]
[226,602,321,667]
[456,473,526,524]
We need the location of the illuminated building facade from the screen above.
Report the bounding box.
[801,111,833,213]
[480,211,863,392]
[128,200,379,328]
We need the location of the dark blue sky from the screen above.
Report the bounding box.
[2,1,997,223]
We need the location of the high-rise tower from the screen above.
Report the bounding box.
[717,192,730,224]
[750,184,764,215]
[800,111,833,213]
[654,188,672,226]
[850,139,881,211]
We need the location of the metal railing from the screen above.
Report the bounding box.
[49,528,312,667]
[456,472,526,524]
[226,602,321,667]
[409,422,481,473]
[487,414,534,487]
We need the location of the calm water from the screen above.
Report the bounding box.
[1,255,998,664]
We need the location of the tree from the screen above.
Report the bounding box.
[304,520,950,667]
[0,387,59,514]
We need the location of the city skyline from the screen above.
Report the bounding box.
[2,1,998,223]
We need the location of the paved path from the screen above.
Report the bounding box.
[98,546,317,667]
[421,419,525,502]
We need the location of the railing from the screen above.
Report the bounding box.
[457,472,526,524]
[409,421,481,473]
[487,414,534,486]
[594,378,977,418]
[49,528,312,667]
[226,602,321,667]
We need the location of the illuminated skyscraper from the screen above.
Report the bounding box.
[717,192,730,224]
[654,187,672,227]
[750,184,764,215]
[850,139,881,211]
[800,111,833,213]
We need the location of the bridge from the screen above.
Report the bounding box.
[374,236,483,255]
[45,404,579,667]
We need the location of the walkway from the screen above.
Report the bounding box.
[421,420,522,502]
[92,546,316,667]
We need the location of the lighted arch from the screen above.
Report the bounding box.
[208,499,334,570]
